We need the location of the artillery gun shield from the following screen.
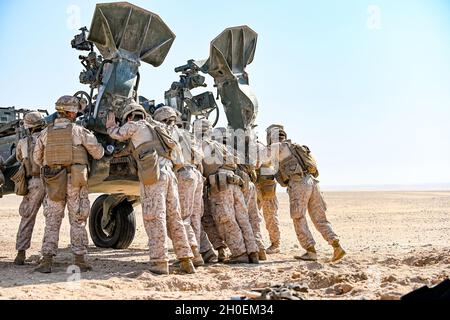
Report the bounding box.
[86,2,176,132]
[205,26,259,130]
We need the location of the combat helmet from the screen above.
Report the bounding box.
[121,100,147,123]
[55,95,87,114]
[153,106,178,123]
[23,111,44,130]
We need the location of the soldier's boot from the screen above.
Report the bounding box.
[266,243,280,254]
[331,240,346,262]
[149,261,169,275]
[35,255,53,273]
[191,246,205,267]
[179,258,196,274]
[74,254,92,272]
[248,252,260,264]
[201,249,218,264]
[14,250,26,265]
[294,247,318,261]
[217,247,227,263]
[258,249,267,261]
[227,253,250,264]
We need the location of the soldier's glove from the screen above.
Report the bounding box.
[106,112,117,129]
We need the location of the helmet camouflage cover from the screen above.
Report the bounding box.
[23,111,44,129]
[121,100,147,122]
[153,106,178,122]
[55,95,85,113]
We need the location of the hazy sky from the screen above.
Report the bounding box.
[1,0,449,186]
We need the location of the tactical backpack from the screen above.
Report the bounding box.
[287,142,319,178]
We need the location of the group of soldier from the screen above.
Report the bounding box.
[1,94,346,276]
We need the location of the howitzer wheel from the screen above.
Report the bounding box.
[89,194,136,249]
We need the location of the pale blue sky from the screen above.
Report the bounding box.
[1,0,449,186]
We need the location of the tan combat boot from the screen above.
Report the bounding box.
[149,261,169,275]
[331,240,346,262]
[179,258,196,274]
[201,249,218,264]
[294,247,318,261]
[191,246,205,267]
[227,253,250,264]
[74,254,93,272]
[248,252,260,264]
[266,243,280,254]
[217,247,227,262]
[14,250,26,265]
[258,249,267,261]
[35,254,53,273]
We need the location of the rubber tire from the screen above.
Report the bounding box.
[89,195,136,249]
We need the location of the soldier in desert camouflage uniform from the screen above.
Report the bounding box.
[33,96,105,273]
[256,134,281,254]
[106,101,195,275]
[214,127,266,261]
[14,112,46,265]
[267,124,346,262]
[194,119,259,264]
[153,106,205,267]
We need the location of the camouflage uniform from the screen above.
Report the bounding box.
[256,142,281,248]
[268,126,344,261]
[287,174,338,249]
[256,189,280,247]
[107,118,193,264]
[200,192,225,252]
[34,116,104,257]
[243,181,265,251]
[15,131,45,252]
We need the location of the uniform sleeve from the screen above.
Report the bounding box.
[107,122,138,142]
[33,130,46,167]
[16,139,24,162]
[81,128,105,160]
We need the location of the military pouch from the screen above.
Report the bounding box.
[260,183,277,200]
[43,168,67,202]
[226,173,243,188]
[71,164,88,188]
[135,149,160,186]
[11,164,28,196]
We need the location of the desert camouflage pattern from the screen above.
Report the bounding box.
[107,119,173,167]
[176,166,204,247]
[41,177,90,256]
[34,117,104,256]
[288,175,339,250]
[231,184,259,254]
[257,191,281,246]
[16,177,45,251]
[200,191,225,252]
[140,166,193,263]
[243,182,265,251]
[33,118,104,167]
[208,186,247,258]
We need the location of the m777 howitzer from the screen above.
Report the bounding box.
[1,2,261,250]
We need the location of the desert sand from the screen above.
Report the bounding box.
[0,191,449,300]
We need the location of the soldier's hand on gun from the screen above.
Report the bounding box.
[106,112,117,129]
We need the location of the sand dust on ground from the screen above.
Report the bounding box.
[0,191,449,300]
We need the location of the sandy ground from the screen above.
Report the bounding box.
[0,191,449,300]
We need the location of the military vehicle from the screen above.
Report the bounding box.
[0,2,259,249]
